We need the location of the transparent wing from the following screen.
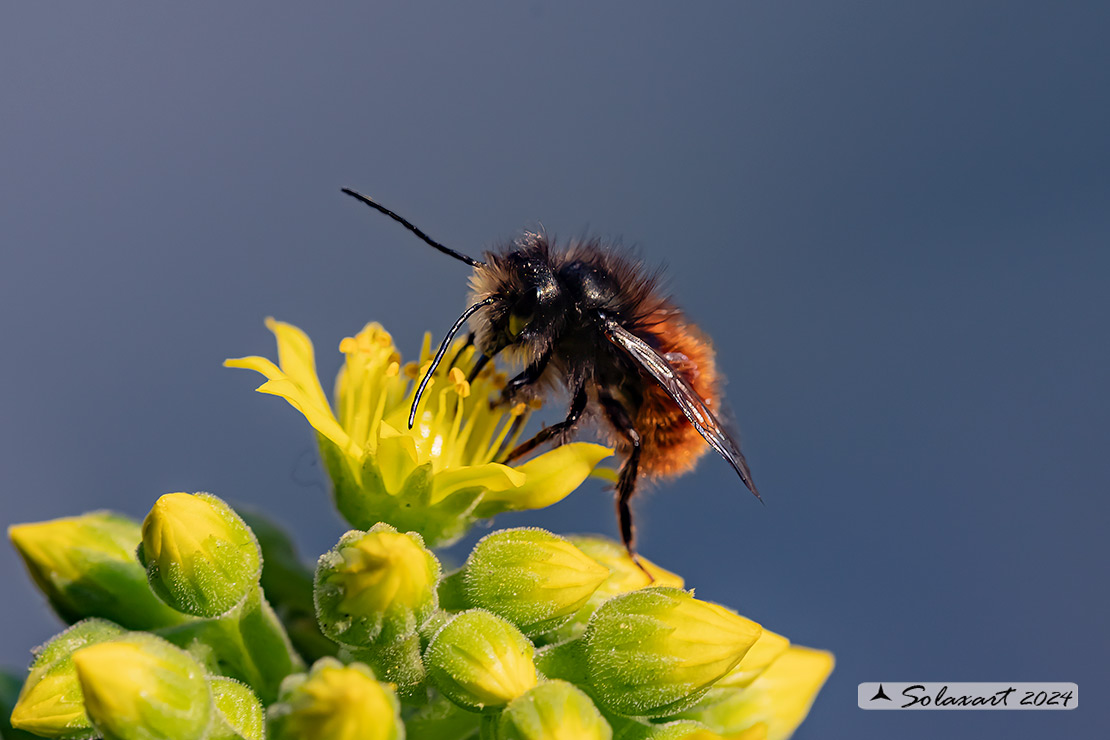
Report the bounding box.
[602,318,762,502]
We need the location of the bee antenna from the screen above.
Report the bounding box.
[409,297,497,428]
[341,188,486,268]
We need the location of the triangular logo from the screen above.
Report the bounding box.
[871,684,892,701]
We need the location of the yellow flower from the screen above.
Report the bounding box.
[226,320,611,545]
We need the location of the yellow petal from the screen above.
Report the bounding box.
[376,424,422,493]
[265,318,333,413]
[224,355,286,382]
[227,356,359,458]
[256,378,358,457]
[430,463,527,505]
[486,443,613,511]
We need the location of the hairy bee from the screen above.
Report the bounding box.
[342,188,761,567]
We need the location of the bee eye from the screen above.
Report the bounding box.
[508,288,540,337]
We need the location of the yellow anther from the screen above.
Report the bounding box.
[449,367,471,397]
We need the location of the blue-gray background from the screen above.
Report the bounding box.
[2,3,1106,738]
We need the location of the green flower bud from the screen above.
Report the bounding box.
[714,630,790,690]
[9,512,187,629]
[585,588,763,717]
[139,492,262,617]
[268,658,403,740]
[682,646,833,740]
[208,678,264,740]
[72,633,212,740]
[544,536,683,642]
[499,680,611,740]
[315,524,440,647]
[425,610,537,712]
[610,718,724,740]
[459,529,610,637]
[9,619,126,739]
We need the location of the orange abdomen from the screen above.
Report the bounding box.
[632,311,720,478]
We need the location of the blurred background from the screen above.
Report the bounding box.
[2,2,1107,737]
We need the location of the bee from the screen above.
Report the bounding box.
[342,188,761,567]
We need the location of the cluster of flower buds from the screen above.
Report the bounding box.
[10,507,831,740]
[8,492,305,739]
[302,522,831,739]
[6,321,833,739]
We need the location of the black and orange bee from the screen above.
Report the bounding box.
[342,188,762,567]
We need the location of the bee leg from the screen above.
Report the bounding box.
[500,348,552,404]
[493,413,529,460]
[502,384,587,463]
[467,352,491,382]
[600,393,650,581]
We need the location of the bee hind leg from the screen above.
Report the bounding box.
[502,384,587,463]
[599,392,651,582]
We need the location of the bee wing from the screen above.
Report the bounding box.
[602,318,762,502]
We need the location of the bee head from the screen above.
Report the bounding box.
[470,235,566,359]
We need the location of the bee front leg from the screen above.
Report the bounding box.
[502,384,587,463]
[599,392,649,580]
[499,348,551,404]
